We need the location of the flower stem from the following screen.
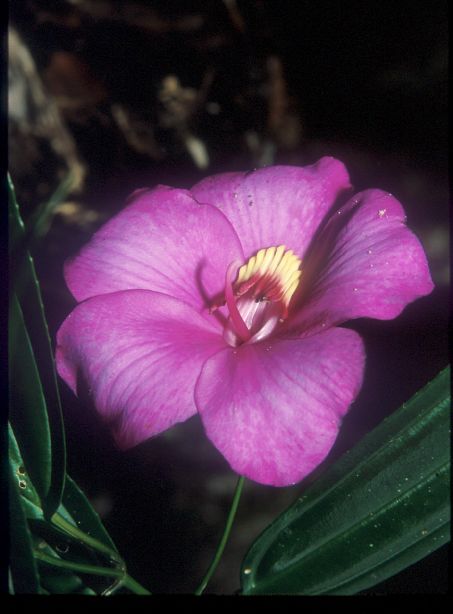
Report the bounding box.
[194,475,245,595]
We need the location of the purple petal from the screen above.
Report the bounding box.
[195,328,365,486]
[64,186,244,313]
[190,157,351,260]
[56,290,225,449]
[290,189,434,333]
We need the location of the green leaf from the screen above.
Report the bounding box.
[10,428,149,594]
[34,549,149,595]
[37,566,96,595]
[61,475,119,554]
[29,501,128,595]
[9,424,44,520]
[241,367,451,595]
[9,464,42,594]
[9,431,98,595]
[9,294,52,501]
[8,174,66,517]
[33,546,97,595]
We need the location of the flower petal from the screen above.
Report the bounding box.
[195,328,365,486]
[56,290,225,449]
[291,189,434,334]
[190,157,351,259]
[64,186,244,313]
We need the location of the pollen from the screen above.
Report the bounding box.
[235,245,302,313]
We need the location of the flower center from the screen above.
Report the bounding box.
[214,245,302,346]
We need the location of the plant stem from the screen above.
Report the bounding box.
[35,551,151,595]
[50,512,152,594]
[122,575,152,595]
[51,512,121,562]
[194,475,245,595]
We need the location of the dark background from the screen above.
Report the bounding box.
[9,0,449,594]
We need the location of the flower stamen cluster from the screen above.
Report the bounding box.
[222,245,302,346]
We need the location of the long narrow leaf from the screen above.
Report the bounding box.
[34,547,97,595]
[61,475,119,554]
[241,367,450,595]
[9,294,52,501]
[9,465,42,594]
[10,423,122,594]
[8,174,66,517]
[9,424,44,520]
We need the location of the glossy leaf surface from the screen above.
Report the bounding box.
[61,475,119,553]
[8,174,66,517]
[9,424,44,520]
[9,425,124,594]
[9,294,52,502]
[9,465,42,594]
[241,367,450,595]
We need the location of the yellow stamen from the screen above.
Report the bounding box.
[267,245,286,276]
[235,245,302,309]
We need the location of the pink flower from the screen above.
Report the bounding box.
[56,158,433,486]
